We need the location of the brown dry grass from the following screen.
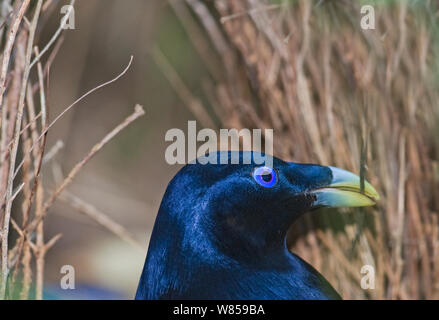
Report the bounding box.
[166,0,439,299]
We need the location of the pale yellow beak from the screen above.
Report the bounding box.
[311,166,379,208]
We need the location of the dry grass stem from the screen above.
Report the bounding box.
[169,0,439,299]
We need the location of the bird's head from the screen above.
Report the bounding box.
[159,151,379,264]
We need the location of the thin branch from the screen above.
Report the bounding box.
[29,0,75,69]
[1,0,42,299]
[13,55,134,181]
[10,182,24,203]
[0,55,134,206]
[60,192,144,251]
[44,233,62,251]
[0,0,31,112]
[42,140,64,164]
[32,35,65,95]
[26,104,145,233]
[10,219,36,252]
[32,45,48,301]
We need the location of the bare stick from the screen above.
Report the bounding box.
[60,192,144,250]
[0,0,31,112]
[5,60,136,273]
[17,116,33,299]
[42,140,64,164]
[0,55,134,206]
[29,0,75,69]
[32,35,64,95]
[26,105,145,233]
[1,0,42,299]
[33,45,47,300]
[1,111,42,154]
[12,56,134,181]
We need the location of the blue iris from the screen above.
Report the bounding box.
[252,166,278,188]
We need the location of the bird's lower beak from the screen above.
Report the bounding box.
[310,167,379,208]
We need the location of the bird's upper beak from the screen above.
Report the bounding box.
[310,166,379,208]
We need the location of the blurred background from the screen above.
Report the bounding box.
[1,0,439,299]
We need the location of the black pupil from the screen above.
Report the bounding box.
[261,172,272,182]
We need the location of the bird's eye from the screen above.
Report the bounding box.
[252,166,278,188]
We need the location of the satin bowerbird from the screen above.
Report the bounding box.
[136,152,379,299]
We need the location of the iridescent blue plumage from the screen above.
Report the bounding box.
[136,151,378,299]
